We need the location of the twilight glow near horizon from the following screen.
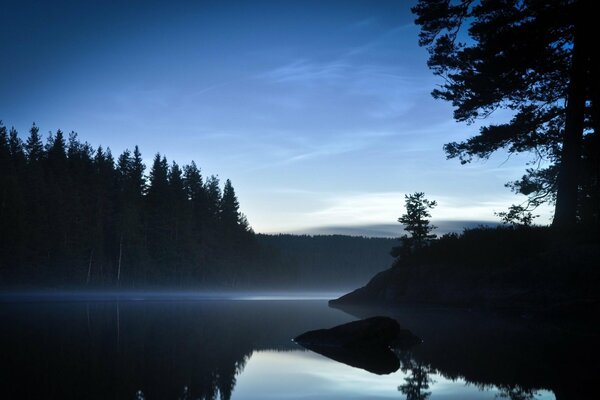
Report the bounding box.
[1,0,552,235]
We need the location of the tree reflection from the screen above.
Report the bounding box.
[397,353,432,400]
[496,385,538,400]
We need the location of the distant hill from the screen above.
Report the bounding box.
[254,234,396,290]
[292,220,501,238]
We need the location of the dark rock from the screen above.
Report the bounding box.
[328,269,397,306]
[294,316,419,349]
[393,328,423,349]
[294,317,421,375]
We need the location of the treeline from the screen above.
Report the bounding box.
[0,122,254,287]
[0,122,400,289]
[255,234,396,289]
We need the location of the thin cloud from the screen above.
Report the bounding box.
[261,60,351,85]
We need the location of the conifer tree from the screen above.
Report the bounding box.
[24,124,43,163]
[220,179,241,228]
[412,0,598,228]
[205,175,222,222]
[131,145,146,198]
[0,123,10,168]
[8,127,25,165]
[392,192,437,259]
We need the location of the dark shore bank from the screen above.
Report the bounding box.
[330,227,600,319]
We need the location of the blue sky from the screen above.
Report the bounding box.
[0,0,552,235]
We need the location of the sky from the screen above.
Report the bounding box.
[0,0,553,235]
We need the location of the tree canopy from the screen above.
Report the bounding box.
[412,0,598,228]
[392,192,437,259]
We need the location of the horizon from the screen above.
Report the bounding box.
[1,0,554,233]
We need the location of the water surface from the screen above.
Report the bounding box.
[0,293,592,399]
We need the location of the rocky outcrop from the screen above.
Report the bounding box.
[293,317,421,375]
[329,247,600,318]
[294,316,404,348]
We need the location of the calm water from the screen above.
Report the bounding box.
[0,294,595,399]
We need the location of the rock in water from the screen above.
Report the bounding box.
[294,316,417,348]
[294,317,421,375]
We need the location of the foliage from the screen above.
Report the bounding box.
[392,192,437,259]
[495,204,538,227]
[393,225,560,270]
[412,0,599,227]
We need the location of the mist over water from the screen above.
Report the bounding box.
[0,290,346,303]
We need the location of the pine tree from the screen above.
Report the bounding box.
[147,154,171,271]
[412,0,598,228]
[46,130,67,165]
[131,145,146,198]
[0,123,11,274]
[24,124,44,163]
[205,175,222,222]
[8,127,25,166]
[220,179,241,228]
[393,192,437,258]
[22,124,47,272]
[0,123,9,169]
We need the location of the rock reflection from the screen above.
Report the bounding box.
[298,343,401,375]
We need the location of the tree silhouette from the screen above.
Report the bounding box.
[412,0,598,228]
[392,192,437,259]
[0,121,397,288]
[0,122,260,287]
[220,179,245,231]
[24,124,43,162]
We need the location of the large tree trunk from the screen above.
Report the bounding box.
[553,2,589,229]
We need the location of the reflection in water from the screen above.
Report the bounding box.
[397,354,432,400]
[0,298,587,399]
[296,343,400,375]
[496,385,540,400]
[332,303,597,400]
[0,300,352,399]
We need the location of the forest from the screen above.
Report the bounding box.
[0,122,255,287]
[0,123,394,289]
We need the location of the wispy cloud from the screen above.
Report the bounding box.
[261,60,351,85]
[261,59,417,89]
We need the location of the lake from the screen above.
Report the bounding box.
[0,292,594,399]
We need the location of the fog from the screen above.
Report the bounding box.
[0,290,346,303]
